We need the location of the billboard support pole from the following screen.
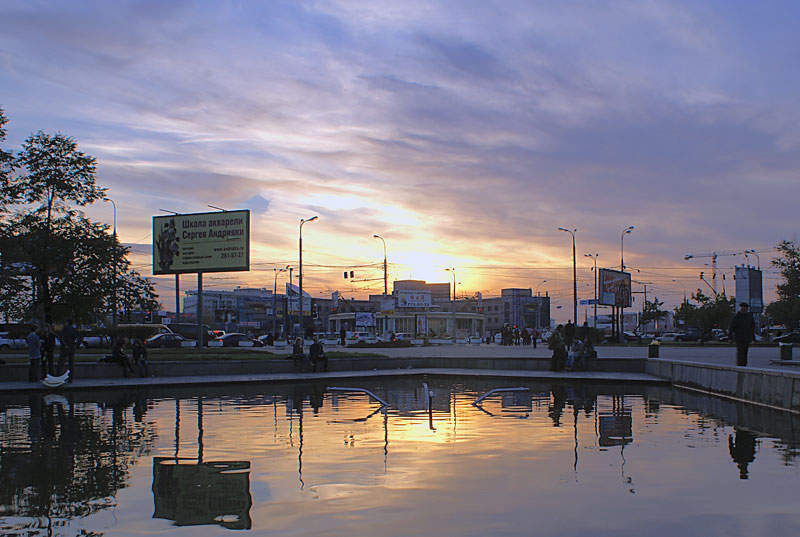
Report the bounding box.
[197,273,203,348]
[175,274,180,323]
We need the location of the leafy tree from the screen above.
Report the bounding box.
[10,131,104,229]
[0,110,159,324]
[765,240,800,330]
[673,289,734,339]
[638,297,668,332]
[0,106,16,201]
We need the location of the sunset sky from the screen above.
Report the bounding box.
[2,1,797,320]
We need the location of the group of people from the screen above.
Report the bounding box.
[104,335,149,378]
[291,336,328,372]
[547,321,596,372]
[26,319,82,383]
[26,319,151,383]
[492,324,540,348]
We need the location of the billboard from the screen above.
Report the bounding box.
[599,268,632,307]
[355,312,376,327]
[398,290,432,308]
[153,210,250,274]
[735,266,764,314]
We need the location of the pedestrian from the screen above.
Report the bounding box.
[564,320,576,349]
[548,325,567,372]
[531,328,539,349]
[40,323,56,378]
[57,319,82,382]
[728,302,755,366]
[132,337,149,377]
[26,325,41,382]
[309,336,327,372]
[340,326,347,346]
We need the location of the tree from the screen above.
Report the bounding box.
[0,106,16,201]
[10,131,104,229]
[0,110,159,324]
[765,240,800,330]
[638,297,668,332]
[673,289,734,339]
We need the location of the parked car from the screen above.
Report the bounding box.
[677,327,702,342]
[774,331,800,344]
[215,333,263,347]
[657,332,681,342]
[0,332,27,350]
[80,333,112,348]
[393,332,413,341]
[145,333,188,349]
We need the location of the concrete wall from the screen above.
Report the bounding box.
[646,359,800,414]
[0,356,646,382]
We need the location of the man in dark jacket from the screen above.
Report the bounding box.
[728,302,756,366]
[57,319,82,382]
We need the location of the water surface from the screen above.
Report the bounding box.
[1,378,799,536]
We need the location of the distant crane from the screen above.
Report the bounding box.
[683,250,742,296]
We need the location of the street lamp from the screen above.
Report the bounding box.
[584,253,599,328]
[445,267,457,340]
[299,216,318,338]
[558,228,578,325]
[620,225,634,271]
[673,279,687,305]
[618,226,634,341]
[273,265,289,335]
[536,279,547,296]
[105,198,118,326]
[373,235,388,295]
[745,249,760,270]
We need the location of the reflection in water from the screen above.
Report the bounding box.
[728,428,757,480]
[152,458,252,530]
[152,395,253,529]
[1,379,799,536]
[0,392,155,536]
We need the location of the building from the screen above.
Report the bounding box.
[482,288,550,332]
[327,280,484,339]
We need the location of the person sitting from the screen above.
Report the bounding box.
[309,336,327,372]
[111,336,136,377]
[566,339,585,371]
[291,337,311,372]
[132,337,149,377]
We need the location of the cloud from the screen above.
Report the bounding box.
[2,0,798,311]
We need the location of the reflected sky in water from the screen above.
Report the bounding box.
[1,378,799,536]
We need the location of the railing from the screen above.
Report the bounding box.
[328,386,390,407]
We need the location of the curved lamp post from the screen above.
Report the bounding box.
[445,267,457,340]
[620,226,634,271]
[299,216,319,338]
[373,235,388,295]
[584,253,599,328]
[273,265,290,335]
[106,198,117,326]
[558,228,577,324]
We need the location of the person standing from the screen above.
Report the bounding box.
[728,302,756,366]
[26,326,42,382]
[564,320,576,349]
[40,324,56,377]
[57,319,82,382]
